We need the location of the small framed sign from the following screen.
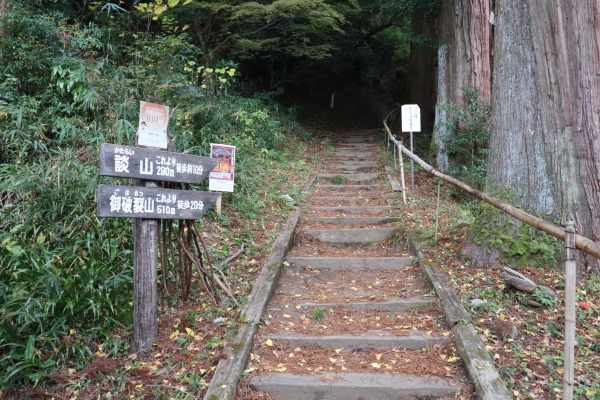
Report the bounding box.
[137,101,170,149]
[208,143,236,193]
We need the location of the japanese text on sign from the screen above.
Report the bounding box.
[99,143,218,184]
[97,185,221,220]
[401,104,421,132]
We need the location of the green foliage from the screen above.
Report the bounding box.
[441,87,491,190]
[331,175,347,185]
[469,198,562,267]
[0,1,307,388]
[312,308,325,321]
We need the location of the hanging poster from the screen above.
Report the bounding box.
[208,143,236,192]
[137,101,170,149]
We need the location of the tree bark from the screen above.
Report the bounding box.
[464,0,600,275]
[432,0,492,171]
[407,7,437,136]
[0,0,7,38]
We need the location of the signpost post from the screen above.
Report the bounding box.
[97,143,219,351]
[401,104,421,189]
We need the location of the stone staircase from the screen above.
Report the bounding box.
[246,130,470,399]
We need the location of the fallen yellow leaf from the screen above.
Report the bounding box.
[371,362,381,369]
[185,327,194,336]
[265,339,273,346]
[376,354,382,360]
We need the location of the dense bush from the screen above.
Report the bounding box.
[0,3,303,387]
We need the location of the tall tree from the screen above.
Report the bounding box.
[0,0,7,37]
[432,0,492,171]
[463,0,600,275]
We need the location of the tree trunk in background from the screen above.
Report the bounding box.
[432,0,492,171]
[0,0,7,38]
[463,0,600,276]
[407,8,437,136]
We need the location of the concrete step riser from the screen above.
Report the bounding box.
[319,173,382,182]
[310,206,397,214]
[287,257,414,270]
[299,299,436,311]
[305,217,400,225]
[312,184,385,190]
[249,373,460,400]
[306,228,396,243]
[269,333,450,351]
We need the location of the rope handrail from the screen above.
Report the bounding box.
[382,119,600,261]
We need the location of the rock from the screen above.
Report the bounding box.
[510,325,519,340]
[280,194,295,205]
[470,299,488,309]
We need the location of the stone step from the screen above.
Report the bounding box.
[318,173,382,182]
[329,166,381,173]
[336,144,379,150]
[249,372,460,400]
[332,161,380,167]
[331,150,378,156]
[306,228,396,243]
[310,205,397,214]
[309,196,380,201]
[312,184,386,190]
[287,257,414,270]
[342,136,378,143]
[328,156,375,161]
[299,298,436,312]
[267,331,450,351]
[305,216,399,225]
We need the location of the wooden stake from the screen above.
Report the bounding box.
[434,181,441,243]
[216,195,222,215]
[563,215,576,400]
[397,143,407,205]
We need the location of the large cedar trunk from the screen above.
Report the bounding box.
[463,0,600,275]
[432,0,492,171]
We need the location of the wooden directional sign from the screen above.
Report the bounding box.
[99,143,219,184]
[96,184,221,220]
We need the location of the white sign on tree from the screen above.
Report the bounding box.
[401,104,421,132]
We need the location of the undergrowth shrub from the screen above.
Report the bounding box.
[0,2,307,388]
[441,86,491,190]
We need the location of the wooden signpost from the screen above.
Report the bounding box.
[96,185,221,219]
[97,142,220,351]
[99,143,217,184]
